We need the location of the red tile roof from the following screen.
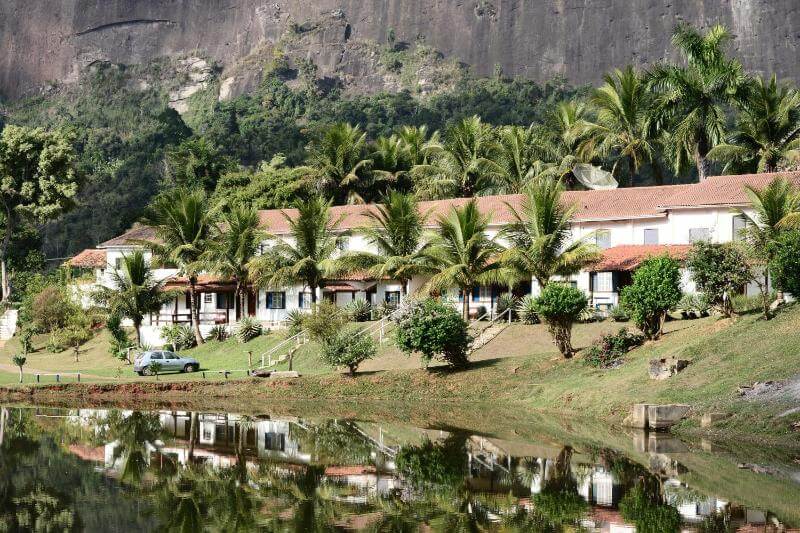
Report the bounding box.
[589,244,692,272]
[163,275,237,292]
[324,465,377,476]
[97,171,800,243]
[660,172,800,208]
[67,249,107,268]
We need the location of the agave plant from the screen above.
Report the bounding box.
[516,295,540,325]
[236,317,263,343]
[206,325,229,342]
[344,299,372,322]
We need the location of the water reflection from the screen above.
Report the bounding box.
[0,406,797,531]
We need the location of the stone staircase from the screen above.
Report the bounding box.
[0,310,18,341]
[468,308,512,354]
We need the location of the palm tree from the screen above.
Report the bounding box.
[494,125,559,193]
[140,188,215,345]
[336,192,432,297]
[203,205,264,320]
[397,124,440,167]
[425,199,507,319]
[94,251,174,345]
[740,176,800,316]
[107,411,165,485]
[501,179,602,290]
[577,66,662,186]
[370,135,413,194]
[301,122,372,204]
[647,23,750,181]
[412,116,502,199]
[250,197,346,305]
[709,75,800,173]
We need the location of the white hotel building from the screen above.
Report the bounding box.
[67,172,798,339]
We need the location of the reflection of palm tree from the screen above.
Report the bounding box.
[107,411,165,484]
[153,468,209,533]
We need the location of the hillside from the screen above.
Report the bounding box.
[2,1,799,101]
[3,305,799,446]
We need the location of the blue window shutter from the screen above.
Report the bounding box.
[458,290,463,302]
[266,292,273,309]
[472,287,480,302]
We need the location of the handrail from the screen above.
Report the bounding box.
[259,329,308,368]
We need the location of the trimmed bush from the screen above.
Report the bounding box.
[236,317,263,343]
[394,298,472,369]
[770,229,800,299]
[621,256,682,339]
[584,328,644,368]
[320,328,377,376]
[534,283,587,358]
[344,299,372,322]
[303,301,347,343]
[687,241,753,317]
[516,295,540,324]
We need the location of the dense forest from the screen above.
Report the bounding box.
[1,23,799,283]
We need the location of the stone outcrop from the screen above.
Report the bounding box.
[2,1,799,100]
[649,356,690,380]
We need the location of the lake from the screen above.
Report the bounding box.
[0,405,798,531]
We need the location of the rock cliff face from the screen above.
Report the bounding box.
[1,0,798,100]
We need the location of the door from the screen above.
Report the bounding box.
[163,352,181,371]
[247,290,257,317]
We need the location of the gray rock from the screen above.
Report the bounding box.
[649,357,690,380]
[647,404,691,430]
[270,371,300,379]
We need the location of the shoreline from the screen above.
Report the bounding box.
[3,376,798,452]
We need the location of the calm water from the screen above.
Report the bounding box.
[0,406,798,532]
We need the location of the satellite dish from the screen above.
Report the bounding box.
[573,164,618,190]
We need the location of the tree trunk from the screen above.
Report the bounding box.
[695,138,710,182]
[189,277,205,345]
[73,345,79,363]
[462,288,470,320]
[0,202,13,302]
[0,407,5,445]
[134,320,142,347]
[17,367,23,383]
[401,279,409,298]
[627,157,637,187]
[188,412,198,462]
[310,284,318,304]
[651,160,665,186]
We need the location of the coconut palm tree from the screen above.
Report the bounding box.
[140,188,215,345]
[647,23,750,181]
[501,179,602,290]
[709,75,800,173]
[249,197,346,305]
[740,176,800,316]
[493,125,562,193]
[397,124,440,167]
[370,135,414,195]
[107,411,165,485]
[301,122,372,204]
[94,251,174,345]
[335,191,433,297]
[203,204,264,320]
[577,66,663,186]
[425,199,508,319]
[412,116,502,199]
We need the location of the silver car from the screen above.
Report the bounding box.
[134,350,200,376]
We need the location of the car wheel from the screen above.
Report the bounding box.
[141,366,152,376]
[184,364,197,373]
[136,371,144,376]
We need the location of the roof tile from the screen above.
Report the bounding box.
[66,249,106,268]
[589,244,692,272]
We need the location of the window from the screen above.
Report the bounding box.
[336,236,349,252]
[643,228,659,245]
[733,215,748,241]
[165,353,179,360]
[216,293,234,310]
[298,292,313,309]
[595,230,612,249]
[266,292,286,310]
[150,352,163,360]
[115,257,123,270]
[689,227,711,242]
[264,432,286,452]
[384,291,401,306]
[593,272,613,292]
[203,293,213,304]
[202,428,212,441]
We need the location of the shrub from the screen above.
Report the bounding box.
[516,295,540,324]
[206,325,229,342]
[619,485,681,533]
[495,293,518,320]
[608,305,630,322]
[476,305,489,319]
[578,306,602,323]
[584,328,644,368]
[285,309,305,337]
[57,317,93,363]
[373,301,397,319]
[30,285,75,346]
[678,294,711,319]
[320,328,377,376]
[394,298,472,369]
[303,301,347,343]
[162,324,197,350]
[344,299,372,322]
[236,317,263,343]
[687,241,753,317]
[534,283,587,358]
[770,230,800,299]
[621,256,682,339]
[106,313,134,362]
[395,435,466,490]
[19,325,35,355]
[731,293,768,315]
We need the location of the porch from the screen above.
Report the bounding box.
[151,276,257,326]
